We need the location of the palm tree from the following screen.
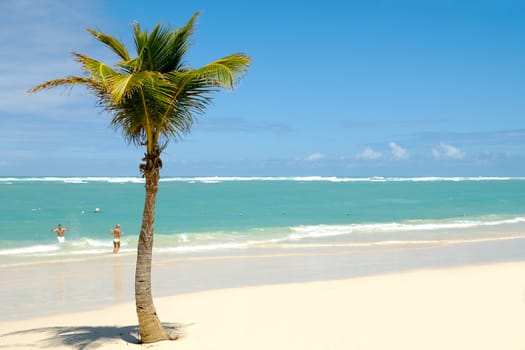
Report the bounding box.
[28,12,250,343]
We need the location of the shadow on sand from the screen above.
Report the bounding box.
[0,323,184,349]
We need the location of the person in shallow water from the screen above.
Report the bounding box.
[51,224,69,243]
[110,223,122,254]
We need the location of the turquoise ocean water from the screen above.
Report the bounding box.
[1,176,525,266]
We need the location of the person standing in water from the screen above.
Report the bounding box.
[110,224,122,254]
[51,224,69,243]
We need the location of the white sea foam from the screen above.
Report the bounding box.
[288,225,353,240]
[288,216,525,241]
[1,176,525,184]
[0,245,60,256]
[0,238,133,259]
[162,176,525,183]
[0,177,145,183]
[71,238,113,248]
[177,234,189,243]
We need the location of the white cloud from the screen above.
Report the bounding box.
[306,152,325,161]
[432,143,465,160]
[357,147,382,160]
[389,142,409,160]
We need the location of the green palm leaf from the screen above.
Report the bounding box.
[86,28,130,61]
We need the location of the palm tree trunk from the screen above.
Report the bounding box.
[135,165,170,343]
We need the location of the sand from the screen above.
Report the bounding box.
[2,261,525,350]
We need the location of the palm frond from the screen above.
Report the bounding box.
[193,53,251,89]
[73,53,119,82]
[167,12,199,72]
[108,71,154,103]
[86,28,130,61]
[132,22,148,72]
[145,24,175,72]
[27,76,94,94]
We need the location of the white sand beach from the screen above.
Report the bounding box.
[2,261,525,350]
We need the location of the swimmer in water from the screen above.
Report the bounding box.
[51,224,69,243]
[110,224,122,254]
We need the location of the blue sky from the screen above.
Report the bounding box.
[1,0,524,176]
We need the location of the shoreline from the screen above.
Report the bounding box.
[2,261,525,349]
[2,237,525,322]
